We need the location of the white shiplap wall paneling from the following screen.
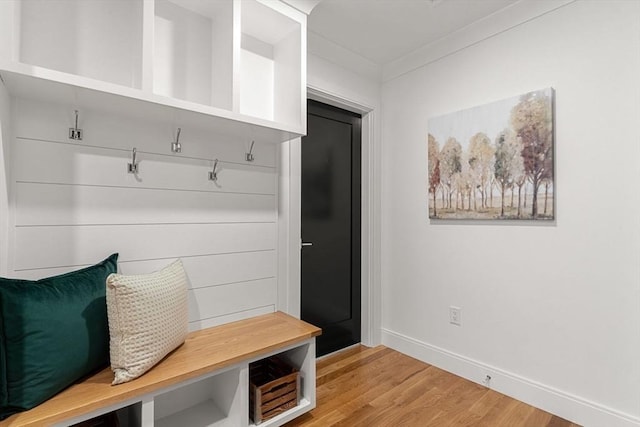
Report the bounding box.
[12,98,277,167]
[13,138,276,194]
[16,250,277,287]
[15,183,276,226]
[188,306,276,331]
[14,223,276,270]
[187,278,276,323]
[10,97,279,328]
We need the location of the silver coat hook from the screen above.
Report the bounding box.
[128,148,139,174]
[208,159,219,182]
[171,128,182,153]
[245,140,255,162]
[69,110,83,141]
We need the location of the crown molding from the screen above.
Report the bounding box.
[382,0,576,82]
[280,0,322,15]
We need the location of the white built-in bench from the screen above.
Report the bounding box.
[0,312,321,427]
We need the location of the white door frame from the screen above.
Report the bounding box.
[277,85,382,347]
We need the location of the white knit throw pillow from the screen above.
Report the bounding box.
[106,259,189,385]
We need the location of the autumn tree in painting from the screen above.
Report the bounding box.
[457,167,474,211]
[427,135,440,217]
[439,137,462,210]
[494,129,524,217]
[468,132,495,210]
[514,173,527,218]
[510,90,553,218]
[542,166,553,215]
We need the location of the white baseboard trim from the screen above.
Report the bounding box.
[382,328,639,427]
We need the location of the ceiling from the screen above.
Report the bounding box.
[307,0,519,65]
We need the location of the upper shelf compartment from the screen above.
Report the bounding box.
[18,0,144,89]
[240,0,303,128]
[0,0,306,143]
[153,0,233,110]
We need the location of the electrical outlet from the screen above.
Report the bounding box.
[449,306,461,326]
[482,373,492,387]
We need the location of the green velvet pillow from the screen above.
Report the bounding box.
[0,253,118,420]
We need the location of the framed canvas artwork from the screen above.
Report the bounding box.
[428,88,554,220]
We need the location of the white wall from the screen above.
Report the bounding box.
[4,96,279,330]
[380,1,640,426]
[307,52,380,109]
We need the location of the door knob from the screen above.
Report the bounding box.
[301,242,313,248]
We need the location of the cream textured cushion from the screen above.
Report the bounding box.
[106,259,189,385]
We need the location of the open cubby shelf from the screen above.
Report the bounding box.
[0,0,306,143]
[69,342,316,427]
[154,368,242,427]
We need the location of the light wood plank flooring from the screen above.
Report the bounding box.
[285,345,580,427]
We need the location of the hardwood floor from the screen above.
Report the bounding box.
[285,345,580,427]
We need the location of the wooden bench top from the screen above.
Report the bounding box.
[1,312,321,427]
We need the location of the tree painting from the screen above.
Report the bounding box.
[427,134,440,216]
[427,88,554,220]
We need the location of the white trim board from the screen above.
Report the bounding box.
[382,328,640,427]
[276,137,301,317]
[0,79,10,277]
[307,85,372,115]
